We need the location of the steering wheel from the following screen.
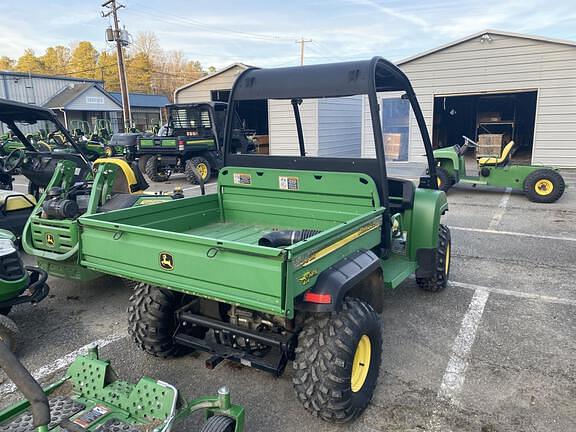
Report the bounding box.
[457,135,478,155]
[1,148,25,174]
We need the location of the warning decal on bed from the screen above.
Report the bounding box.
[73,405,111,428]
[279,176,299,191]
[233,173,252,185]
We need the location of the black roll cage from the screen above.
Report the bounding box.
[0,98,92,170]
[223,57,438,200]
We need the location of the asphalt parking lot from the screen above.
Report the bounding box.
[1,170,575,432]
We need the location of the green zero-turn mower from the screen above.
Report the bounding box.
[74,57,451,423]
[0,228,49,351]
[0,343,245,432]
[433,135,566,203]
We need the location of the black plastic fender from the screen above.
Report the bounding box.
[295,249,383,313]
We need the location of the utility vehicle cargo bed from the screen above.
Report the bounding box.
[79,167,384,316]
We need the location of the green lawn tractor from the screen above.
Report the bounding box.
[434,135,565,203]
[0,343,245,432]
[75,57,450,423]
[114,102,253,185]
[68,120,121,158]
[0,228,49,351]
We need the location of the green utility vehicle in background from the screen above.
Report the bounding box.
[115,102,252,184]
[0,343,245,432]
[0,228,49,351]
[434,135,565,203]
[76,58,450,423]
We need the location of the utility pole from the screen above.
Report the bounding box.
[102,0,131,131]
[296,37,312,66]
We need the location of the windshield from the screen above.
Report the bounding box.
[0,118,77,153]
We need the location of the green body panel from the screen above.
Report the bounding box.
[138,137,215,151]
[0,348,245,432]
[459,165,550,190]
[433,147,461,179]
[434,145,560,189]
[78,168,387,318]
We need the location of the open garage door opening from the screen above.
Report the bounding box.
[433,91,537,164]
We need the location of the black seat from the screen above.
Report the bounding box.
[98,193,141,212]
[388,177,415,212]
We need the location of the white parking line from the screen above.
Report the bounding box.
[0,331,126,398]
[451,281,576,307]
[487,187,512,229]
[437,289,490,406]
[450,226,576,243]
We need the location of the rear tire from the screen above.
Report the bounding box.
[436,167,453,192]
[137,155,151,174]
[416,224,451,292]
[0,314,19,352]
[127,284,187,358]
[293,298,382,423]
[185,157,211,185]
[523,169,565,203]
[199,415,236,432]
[145,156,171,182]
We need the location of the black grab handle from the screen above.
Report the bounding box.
[0,342,50,428]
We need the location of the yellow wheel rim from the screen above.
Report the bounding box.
[437,177,442,188]
[351,335,371,393]
[534,179,553,196]
[196,162,208,179]
[445,242,451,275]
[104,147,113,157]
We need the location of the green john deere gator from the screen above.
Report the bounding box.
[75,57,451,423]
[0,343,245,432]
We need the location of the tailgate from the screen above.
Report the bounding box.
[78,205,287,315]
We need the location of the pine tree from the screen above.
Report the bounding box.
[15,49,44,74]
[69,41,99,79]
[41,46,71,74]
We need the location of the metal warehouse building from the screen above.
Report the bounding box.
[363,30,576,167]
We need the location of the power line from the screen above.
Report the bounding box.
[125,7,293,43]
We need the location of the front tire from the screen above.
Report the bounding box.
[416,224,451,292]
[293,298,382,423]
[137,155,151,174]
[199,416,236,432]
[523,169,565,203]
[145,156,171,182]
[436,167,453,192]
[185,156,211,185]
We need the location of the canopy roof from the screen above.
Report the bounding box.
[232,57,411,100]
[0,98,57,123]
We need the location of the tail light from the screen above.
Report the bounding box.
[178,140,185,151]
[303,291,332,304]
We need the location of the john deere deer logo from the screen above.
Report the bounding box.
[159,252,174,270]
[46,233,55,247]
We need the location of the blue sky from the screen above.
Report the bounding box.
[1,0,575,69]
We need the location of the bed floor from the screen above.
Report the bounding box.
[184,222,281,245]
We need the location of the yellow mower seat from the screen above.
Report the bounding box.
[0,190,36,211]
[478,141,515,167]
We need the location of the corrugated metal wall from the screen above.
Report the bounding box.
[392,33,576,167]
[0,73,96,106]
